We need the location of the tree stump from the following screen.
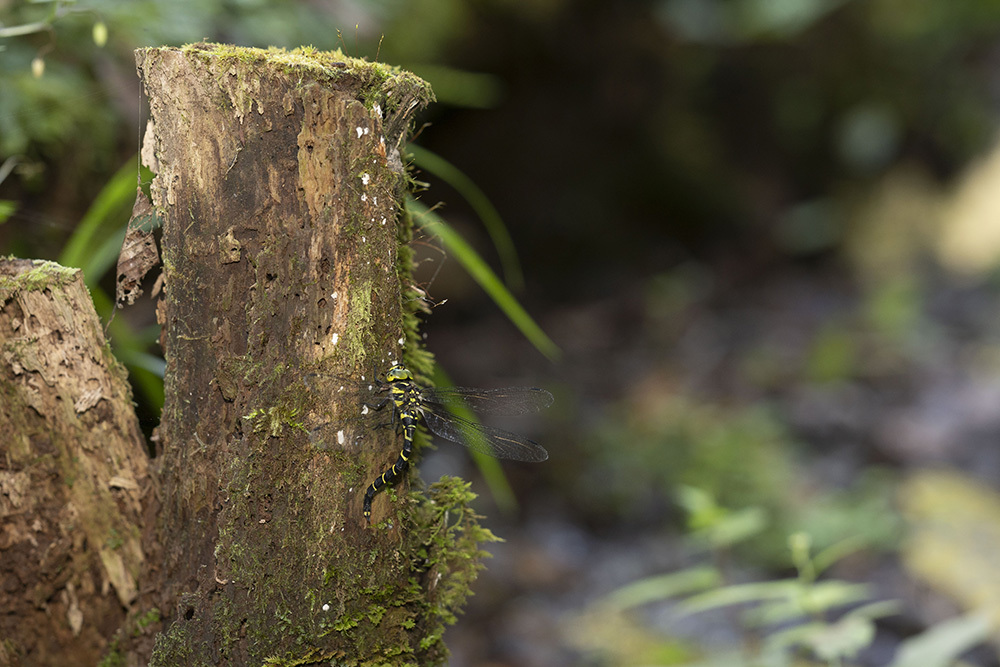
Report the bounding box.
[0,259,150,665]
[132,44,490,666]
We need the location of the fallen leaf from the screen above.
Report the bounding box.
[116,187,161,307]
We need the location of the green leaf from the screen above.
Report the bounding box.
[409,199,561,361]
[812,535,868,576]
[0,200,15,223]
[59,157,141,286]
[744,581,870,626]
[678,580,801,616]
[601,566,721,611]
[698,507,768,550]
[766,616,875,662]
[0,156,16,185]
[408,144,523,290]
[887,612,992,667]
[844,599,902,621]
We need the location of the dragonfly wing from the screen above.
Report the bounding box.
[422,410,549,462]
[421,386,554,416]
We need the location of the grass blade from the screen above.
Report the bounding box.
[408,144,523,290]
[409,198,561,361]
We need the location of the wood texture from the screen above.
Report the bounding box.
[136,44,440,664]
[0,259,151,665]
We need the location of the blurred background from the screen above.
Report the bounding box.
[5,0,1000,664]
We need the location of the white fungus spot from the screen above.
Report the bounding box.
[361,405,370,416]
[331,332,339,345]
[337,430,346,445]
[374,103,382,118]
[361,173,370,185]
[356,127,364,138]
[362,236,366,243]
[322,603,330,612]
[398,337,405,346]
[361,193,367,202]
[331,291,338,300]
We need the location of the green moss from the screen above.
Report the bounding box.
[394,204,435,381]
[105,528,124,551]
[242,403,307,438]
[136,608,162,631]
[97,636,124,667]
[332,612,361,632]
[149,621,203,667]
[177,43,433,129]
[0,258,80,300]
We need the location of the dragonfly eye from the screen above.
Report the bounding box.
[386,364,412,382]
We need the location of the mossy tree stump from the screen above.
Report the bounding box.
[131,44,489,666]
[0,259,151,665]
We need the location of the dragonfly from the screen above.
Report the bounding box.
[309,363,552,521]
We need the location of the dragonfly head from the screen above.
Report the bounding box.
[386,364,413,383]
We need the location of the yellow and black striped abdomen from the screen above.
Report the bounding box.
[362,371,421,521]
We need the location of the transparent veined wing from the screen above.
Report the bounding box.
[420,386,554,416]
[422,408,549,462]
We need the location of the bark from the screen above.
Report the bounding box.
[132,44,482,666]
[0,259,151,665]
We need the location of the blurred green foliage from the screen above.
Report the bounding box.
[580,393,793,522]
[574,517,987,666]
[581,385,901,563]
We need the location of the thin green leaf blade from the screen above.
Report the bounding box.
[59,157,138,285]
[602,566,722,611]
[408,144,523,290]
[410,199,561,361]
[887,612,992,667]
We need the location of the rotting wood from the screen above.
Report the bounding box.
[0,258,151,665]
[133,44,482,666]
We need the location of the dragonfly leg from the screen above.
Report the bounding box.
[364,396,392,412]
